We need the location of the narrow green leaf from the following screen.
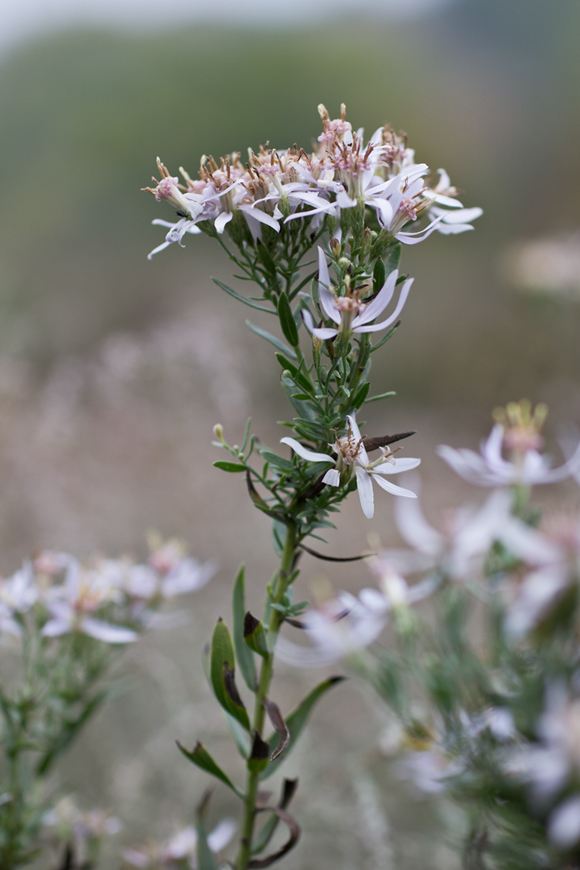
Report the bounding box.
[277,292,299,348]
[384,243,402,275]
[370,322,400,353]
[177,741,244,799]
[352,382,371,409]
[213,278,274,313]
[373,257,386,294]
[246,321,297,359]
[252,780,298,856]
[274,353,314,395]
[211,619,251,731]
[256,242,279,280]
[261,677,345,780]
[232,567,258,693]
[365,390,397,404]
[244,612,269,657]
[213,461,247,473]
[226,712,252,759]
[258,450,295,474]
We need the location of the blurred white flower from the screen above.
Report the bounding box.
[438,401,580,487]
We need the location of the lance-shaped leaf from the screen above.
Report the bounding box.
[177,741,244,799]
[384,243,402,275]
[252,780,298,856]
[261,677,345,780]
[244,612,269,657]
[246,321,297,360]
[249,805,300,868]
[196,790,218,870]
[213,460,247,473]
[277,292,299,348]
[246,471,286,522]
[248,731,271,774]
[373,257,386,294]
[258,450,295,475]
[264,700,290,761]
[212,278,274,314]
[232,567,258,692]
[211,619,251,732]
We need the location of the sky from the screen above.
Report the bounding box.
[0,0,455,52]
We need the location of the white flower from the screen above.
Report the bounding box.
[281,413,419,519]
[42,559,137,644]
[123,818,236,868]
[438,405,580,488]
[391,484,512,580]
[302,247,412,341]
[548,794,580,848]
[275,589,387,667]
[161,557,217,598]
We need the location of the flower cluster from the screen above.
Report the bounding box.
[278,402,580,867]
[0,538,216,645]
[145,104,481,259]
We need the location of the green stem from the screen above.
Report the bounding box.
[236,522,298,870]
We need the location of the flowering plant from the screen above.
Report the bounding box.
[141,103,482,870]
[0,540,214,868]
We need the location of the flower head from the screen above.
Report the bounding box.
[281,413,419,519]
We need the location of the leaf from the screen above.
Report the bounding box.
[213,461,247,472]
[177,741,244,799]
[365,390,397,404]
[277,292,299,348]
[232,567,258,693]
[370,322,400,353]
[211,619,251,731]
[261,677,345,779]
[258,450,295,474]
[384,243,402,275]
[248,805,300,867]
[225,712,252,759]
[213,278,274,313]
[196,791,218,870]
[246,321,297,359]
[373,257,386,294]
[351,382,371,409]
[252,780,298,856]
[244,612,269,657]
[264,700,290,761]
[274,353,314,395]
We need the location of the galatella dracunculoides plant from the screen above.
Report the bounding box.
[140,103,483,870]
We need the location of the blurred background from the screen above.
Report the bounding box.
[1,0,580,866]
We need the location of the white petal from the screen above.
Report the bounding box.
[208,819,237,853]
[354,278,413,333]
[302,309,338,340]
[548,795,580,848]
[82,618,138,644]
[372,474,418,498]
[317,248,341,324]
[280,437,333,465]
[372,456,421,475]
[355,467,375,519]
[322,468,341,487]
[214,211,233,234]
[356,270,398,324]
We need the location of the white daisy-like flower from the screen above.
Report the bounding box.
[302,247,413,341]
[281,413,419,519]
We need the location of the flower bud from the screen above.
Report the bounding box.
[330,237,341,258]
[213,423,225,444]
